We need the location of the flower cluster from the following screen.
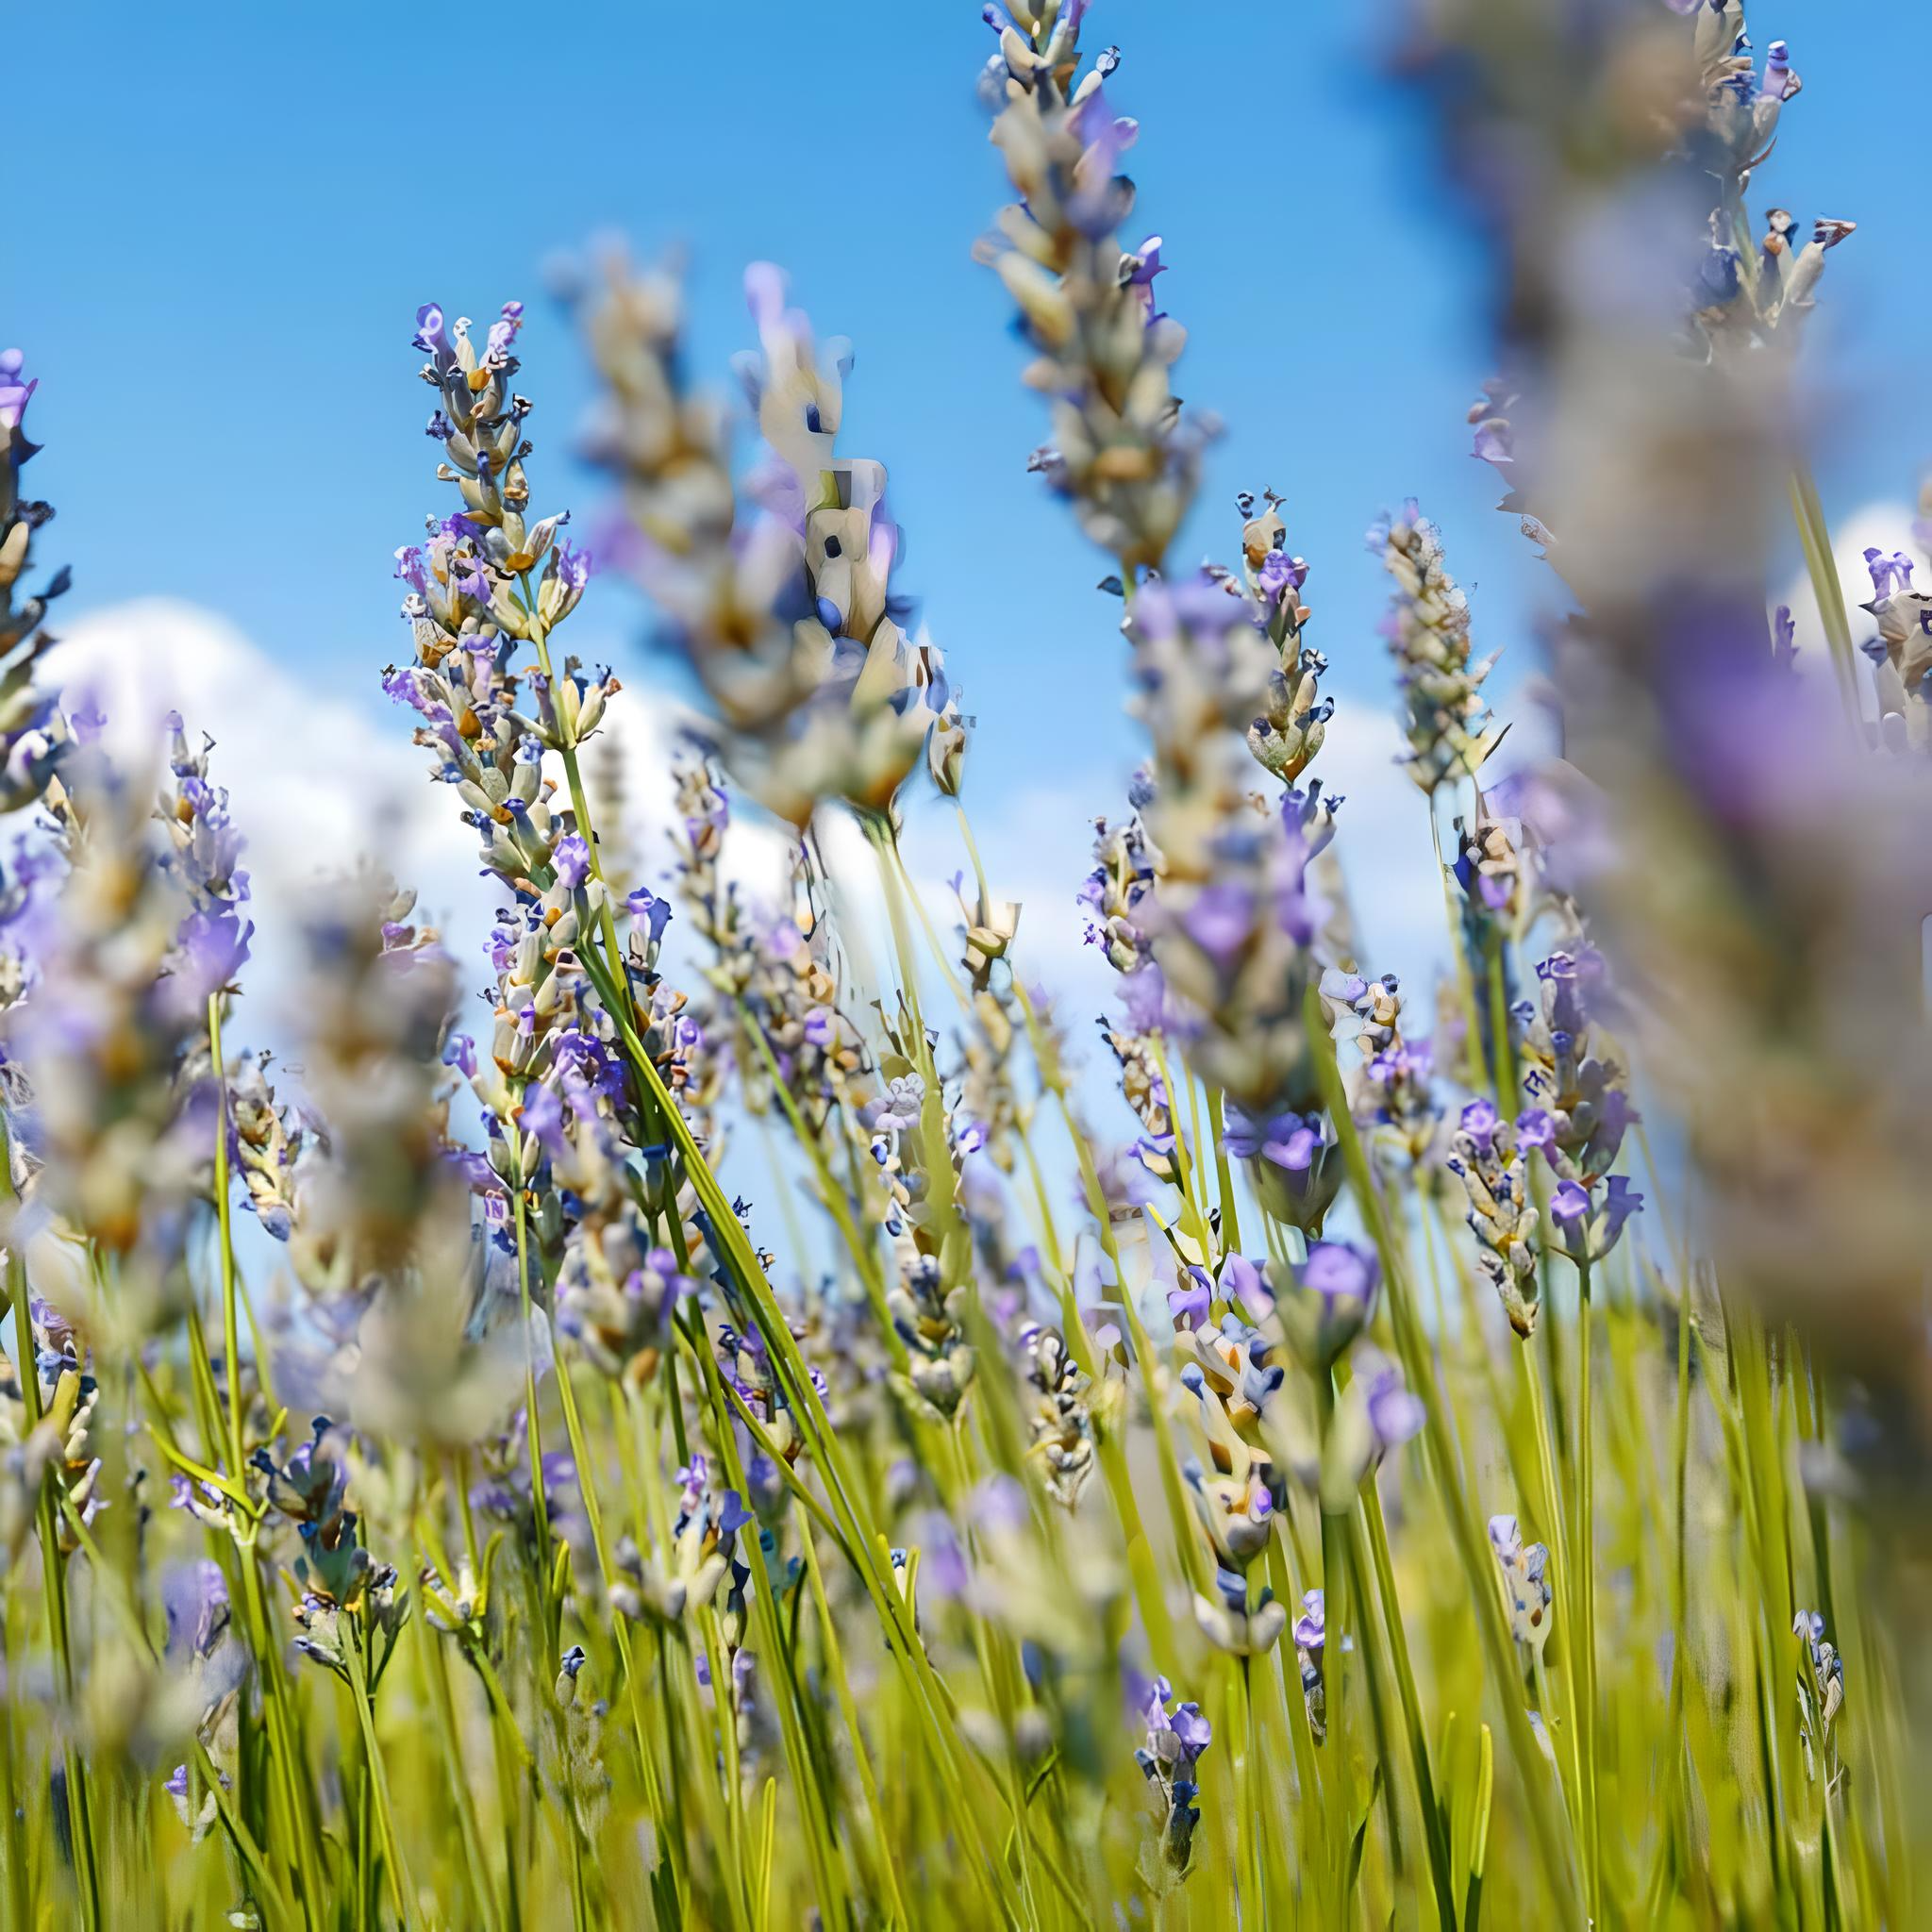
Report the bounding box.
[1371,501,1504,795]
[0,348,68,812]
[388,301,608,882]
[7,739,222,1310]
[1447,1100,1542,1336]
[1857,543,1932,751]
[1489,1512,1553,1661]
[1792,1607,1845,1790]
[1123,574,1330,1118]
[1335,969,1443,1176]
[1132,1674,1211,1884]
[572,257,959,825]
[1514,949,1642,1266]
[976,6,1206,575]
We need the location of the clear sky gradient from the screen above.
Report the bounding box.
[11,2,1929,980]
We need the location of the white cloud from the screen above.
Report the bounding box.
[48,599,484,1019]
[1310,703,1473,990]
[43,599,793,1035]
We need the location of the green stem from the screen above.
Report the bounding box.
[1574,1257,1601,1923]
[1308,985,1584,1915]
[1359,1474,1457,1930]
[509,1182,557,1646]
[1787,465,1860,726]
[341,1620,419,1932]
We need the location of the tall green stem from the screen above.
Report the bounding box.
[1574,1257,1601,1921]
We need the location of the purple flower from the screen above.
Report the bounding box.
[912,1510,970,1599]
[1220,1253,1273,1322]
[1224,1103,1314,1171]
[862,1074,924,1137]
[675,1454,710,1525]
[553,835,591,891]
[1515,1108,1554,1151]
[1864,547,1914,601]
[1166,1264,1212,1326]
[0,349,37,431]
[1170,1701,1212,1760]
[519,1084,569,1159]
[1459,1097,1499,1151]
[1364,1359,1425,1455]
[1473,419,1513,468]
[1134,1671,1212,1776]
[1291,1589,1324,1653]
[1287,1240,1379,1367]
[1601,1174,1644,1246]
[162,1559,230,1660]
[1301,1241,1377,1305]
[1550,1179,1591,1224]
[1257,547,1309,601]
[485,301,524,360]
[1179,883,1255,971]
[412,303,448,357]
[175,909,252,1000]
[1124,232,1166,295]
[625,886,671,949]
[1120,961,1167,1032]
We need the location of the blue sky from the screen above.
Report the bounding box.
[11,1,1930,991]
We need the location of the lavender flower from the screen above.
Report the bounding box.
[1292,1588,1328,1742]
[0,348,69,814]
[1134,1674,1211,1882]
[1490,1513,1553,1659]
[1447,1103,1542,1337]
[1372,500,1505,795]
[572,257,958,824]
[1280,1239,1379,1371]
[976,8,1207,574]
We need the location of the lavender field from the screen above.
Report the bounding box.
[1,1,1927,1924]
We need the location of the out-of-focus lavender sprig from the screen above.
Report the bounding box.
[1489,1511,1553,1661]
[975,4,1208,578]
[569,256,960,826]
[1078,494,1356,1259]
[159,710,253,1005]
[1407,0,1932,1441]
[6,739,223,1317]
[266,874,527,1447]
